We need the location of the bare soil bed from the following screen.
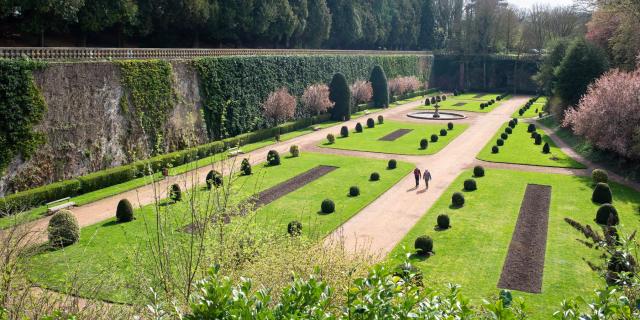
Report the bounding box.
[498,184,552,293]
[378,129,413,141]
[453,102,466,107]
[252,165,338,207]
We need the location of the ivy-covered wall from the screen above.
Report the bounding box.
[195,55,433,139]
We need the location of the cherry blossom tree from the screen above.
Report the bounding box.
[388,76,422,96]
[350,80,373,104]
[301,84,334,115]
[262,87,297,125]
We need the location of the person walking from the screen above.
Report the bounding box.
[413,167,421,188]
[423,169,432,190]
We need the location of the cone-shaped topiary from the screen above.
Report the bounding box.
[116,199,134,222]
[592,182,613,204]
[430,134,438,142]
[355,122,363,133]
[464,179,477,191]
[388,159,397,169]
[440,129,447,136]
[542,142,550,154]
[369,65,389,108]
[452,192,465,207]
[48,210,80,247]
[289,145,300,157]
[170,183,182,202]
[447,122,453,130]
[349,186,360,197]
[340,126,349,138]
[240,158,252,176]
[414,235,433,255]
[596,204,619,225]
[366,118,375,128]
[329,73,351,121]
[267,150,281,166]
[437,214,450,229]
[321,199,335,214]
[492,146,499,153]
[378,115,384,124]
[206,170,223,189]
[370,172,380,181]
[326,133,335,144]
[287,220,302,236]
[473,165,485,177]
[592,169,609,184]
[420,139,428,150]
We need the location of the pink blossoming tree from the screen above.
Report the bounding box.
[263,87,297,125]
[350,80,373,105]
[301,84,334,115]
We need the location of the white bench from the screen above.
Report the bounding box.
[227,146,243,157]
[46,197,75,215]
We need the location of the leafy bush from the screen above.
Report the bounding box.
[388,159,397,169]
[497,139,504,146]
[287,220,302,236]
[349,186,360,197]
[355,123,363,133]
[463,179,477,191]
[340,126,349,138]
[420,139,428,150]
[430,134,439,142]
[473,166,485,177]
[48,210,80,247]
[329,73,351,121]
[414,235,433,255]
[505,127,512,134]
[492,146,499,153]
[437,214,450,229]
[370,172,380,181]
[592,169,609,184]
[447,122,453,130]
[367,118,375,128]
[321,199,335,214]
[542,142,550,154]
[170,183,182,202]
[267,150,281,166]
[452,192,465,207]
[378,115,384,124]
[206,170,223,189]
[326,133,335,144]
[595,204,619,225]
[440,129,447,136]
[289,145,300,157]
[240,158,252,176]
[592,182,613,204]
[116,199,134,223]
[527,123,536,132]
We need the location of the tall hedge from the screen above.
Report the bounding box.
[0,59,47,175]
[194,55,430,139]
[370,65,389,108]
[329,73,351,121]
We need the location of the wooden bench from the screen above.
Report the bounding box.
[227,146,243,157]
[46,197,76,215]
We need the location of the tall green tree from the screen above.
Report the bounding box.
[329,73,351,121]
[419,0,436,49]
[327,0,362,48]
[533,39,569,95]
[301,0,331,48]
[19,0,85,46]
[77,0,138,46]
[369,65,389,108]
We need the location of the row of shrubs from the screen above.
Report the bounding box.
[528,124,551,154]
[354,88,438,113]
[424,94,447,106]
[479,98,497,110]
[517,96,544,117]
[327,115,385,143]
[420,122,454,150]
[0,114,330,216]
[492,119,519,154]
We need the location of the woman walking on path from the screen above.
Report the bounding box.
[413,168,421,187]
[423,169,432,190]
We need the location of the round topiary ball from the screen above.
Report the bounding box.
[596,204,619,225]
[420,139,428,150]
[440,129,448,136]
[267,150,281,166]
[592,169,609,184]
[206,170,223,189]
[508,120,516,128]
[321,199,335,214]
[437,214,450,229]
[497,138,504,146]
[378,115,384,124]
[388,159,397,169]
[240,158,252,176]
[492,146,499,153]
[170,183,182,202]
[289,145,300,157]
[430,134,439,142]
[528,123,536,133]
[367,118,375,128]
[355,122,363,133]
[447,122,454,130]
[414,235,433,255]
[287,220,302,236]
[48,210,80,247]
[370,172,380,181]
[116,199,134,223]
[501,133,508,140]
[349,186,360,197]
[473,165,485,177]
[340,126,349,138]
[464,179,477,191]
[452,192,465,207]
[592,182,613,204]
[505,127,512,134]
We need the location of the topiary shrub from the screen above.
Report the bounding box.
[501,133,508,140]
[170,183,182,202]
[267,150,281,166]
[530,131,538,139]
[437,214,450,230]
[513,118,518,124]
[48,210,80,247]
[440,129,447,136]
[592,169,609,184]
[592,182,613,204]
[206,170,223,189]
[542,142,550,154]
[436,95,442,102]
[431,96,436,104]
[430,134,439,142]
[425,99,431,106]
[367,118,375,128]
[414,235,433,255]
[287,220,302,236]
[240,158,252,176]
[388,159,397,169]
[505,127,513,134]
[492,146,499,153]
[596,204,619,225]
[321,199,335,214]
[378,115,384,124]
[463,179,477,191]
[527,123,536,132]
[329,73,351,121]
[420,139,428,150]
[289,145,300,157]
[496,139,504,146]
[442,95,447,101]
[355,122,363,133]
[340,126,349,138]
[534,134,542,145]
[452,192,465,207]
[349,186,360,197]
[116,199,134,222]
[370,172,380,181]
[370,65,389,108]
[508,120,516,128]
[473,165,485,177]
[326,133,335,144]
[447,122,453,130]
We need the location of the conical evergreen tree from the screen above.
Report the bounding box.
[369,65,389,108]
[329,73,351,121]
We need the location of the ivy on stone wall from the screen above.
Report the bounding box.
[118,60,176,156]
[195,55,432,139]
[0,59,47,175]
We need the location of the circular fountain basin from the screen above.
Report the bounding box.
[407,111,466,120]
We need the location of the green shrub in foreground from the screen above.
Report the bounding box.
[287,220,302,236]
[116,199,134,222]
[206,170,223,189]
[48,210,79,247]
[592,182,613,204]
[267,150,281,166]
[592,169,609,184]
[431,134,438,142]
[414,235,434,255]
[169,183,182,202]
[595,204,619,225]
[240,158,252,176]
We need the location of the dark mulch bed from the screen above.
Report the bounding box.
[453,102,466,107]
[378,129,413,141]
[472,93,485,99]
[497,184,552,293]
[252,165,338,207]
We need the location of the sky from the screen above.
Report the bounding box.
[507,0,576,8]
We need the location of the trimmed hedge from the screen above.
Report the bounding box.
[430,134,439,142]
[414,235,433,255]
[321,199,335,214]
[116,199,134,223]
[378,115,384,124]
[473,166,485,177]
[370,172,380,181]
[388,159,397,169]
[366,118,375,128]
[326,133,335,144]
[497,139,504,146]
[289,145,300,157]
[440,129,447,136]
[592,182,613,204]
[48,209,80,247]
[420,139,428,150]
[437,214,450,229]
[206,170,223,189]
[452,192,465,207]
[340,126,349,138]
[463,179,477,191]
[492,146,499,153]
[596,204,619,226]
[241,158,252,176]
[349,186,360,197]
[355,123,363,133]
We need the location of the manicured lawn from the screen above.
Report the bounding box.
[319,120,468,155]
[28,152,412,303]
[512,100,547,119]
[416,94,510,113]
[477,122,585,168]
[453,92,503,100]
[388,168,640,319]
